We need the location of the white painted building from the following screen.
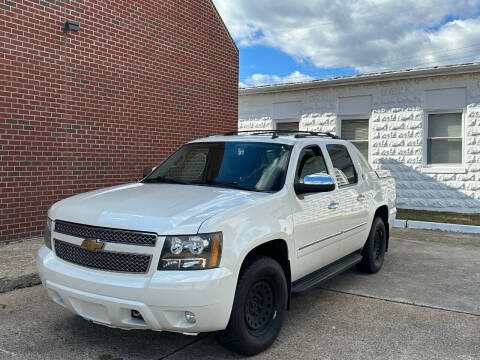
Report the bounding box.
[238,63,480,213]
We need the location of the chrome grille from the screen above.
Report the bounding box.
[54,221,157,246]
[54,239,152,273]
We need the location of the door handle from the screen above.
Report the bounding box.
[328,201,339,210]
[357,194,366,202]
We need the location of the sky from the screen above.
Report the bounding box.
[212,0,480,87]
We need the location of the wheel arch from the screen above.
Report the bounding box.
[239,239,292,309]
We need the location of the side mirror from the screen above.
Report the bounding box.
[294,173,336,195]
[142,166,157,178]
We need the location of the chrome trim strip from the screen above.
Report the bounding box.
[343,222,367,234]
[299,231,343,251]
[298,222,367,251]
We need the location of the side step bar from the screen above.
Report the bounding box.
[291,252,363,293]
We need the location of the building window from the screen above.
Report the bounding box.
[341,119,369,160]
[427,113,463,165]
[276,121,299,132]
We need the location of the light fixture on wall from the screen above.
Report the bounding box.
[63,20,80,33]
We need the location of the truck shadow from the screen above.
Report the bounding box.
[375,158,480,213]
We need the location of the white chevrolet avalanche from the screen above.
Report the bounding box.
[37,131,396,356]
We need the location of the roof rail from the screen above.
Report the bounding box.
[223,130,338,139]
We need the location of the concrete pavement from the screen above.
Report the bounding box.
[0,238,42,293]
[321,230,480,315]
[0,229,479,359]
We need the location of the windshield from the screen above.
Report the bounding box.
[144,142,292,192]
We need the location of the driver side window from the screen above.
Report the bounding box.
[296,146,329,183]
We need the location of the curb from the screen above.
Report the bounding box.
[393,219,480,234]
[0,273,41,294]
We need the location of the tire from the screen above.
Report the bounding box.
[357,217,387,274]
[216,255,288,356]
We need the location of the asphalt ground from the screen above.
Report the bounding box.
[0,229,479,360]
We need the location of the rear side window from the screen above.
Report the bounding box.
[326,144,358,187]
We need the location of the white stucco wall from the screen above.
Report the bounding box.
[239,73,480,213]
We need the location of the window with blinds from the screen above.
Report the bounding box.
[276,121,299,132]
[341,119,369,160]
[427,113,463,165]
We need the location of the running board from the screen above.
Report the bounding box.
[291,252,363,293]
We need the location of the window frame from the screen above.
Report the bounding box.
[294,144,331,185]
[423,110,465,168]
[337,115,371,163]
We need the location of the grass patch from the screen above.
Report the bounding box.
[397,209,480,226]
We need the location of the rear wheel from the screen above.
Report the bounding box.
[357,217,387,273]
[216,255,287,356]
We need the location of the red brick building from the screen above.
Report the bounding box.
[0,0,238,242]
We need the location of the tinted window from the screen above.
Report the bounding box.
[145,142,292,192]
[327,144,357,187]
[296,146,328,183]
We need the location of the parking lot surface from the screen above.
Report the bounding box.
[0,228,479,360]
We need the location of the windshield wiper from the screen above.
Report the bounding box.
[194,180,258,192]
[143,177,189,185]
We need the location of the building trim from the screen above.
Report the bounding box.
[239,62,480,95]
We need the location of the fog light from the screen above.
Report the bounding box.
[185,311,196,324]
[131,310,143,320]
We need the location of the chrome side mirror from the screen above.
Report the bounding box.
[294,173,336,195]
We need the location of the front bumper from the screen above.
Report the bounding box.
[37,246,236,333]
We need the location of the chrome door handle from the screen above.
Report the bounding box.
[328,202,339,210]
[357,194,366,201]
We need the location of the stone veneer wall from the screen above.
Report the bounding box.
[239,73,480,213]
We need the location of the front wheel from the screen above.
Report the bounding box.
[357,217,387,273]
[216,255,288,356]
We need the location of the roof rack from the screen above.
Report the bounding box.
[223,130,338,139]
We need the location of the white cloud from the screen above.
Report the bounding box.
[213,0,480,73]
[239,71,314,87]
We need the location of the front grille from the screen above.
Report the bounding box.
[54,221,157,246]
[54,239,152,273]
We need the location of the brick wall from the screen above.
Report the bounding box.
[0,0,238,242]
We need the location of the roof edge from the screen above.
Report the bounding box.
[239,62,480,95]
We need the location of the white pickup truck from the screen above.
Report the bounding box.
[37,131,396,356]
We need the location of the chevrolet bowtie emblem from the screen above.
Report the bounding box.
[81,239,105,252]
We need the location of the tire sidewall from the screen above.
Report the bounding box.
[366,218,386,272]
[228,257,288,355]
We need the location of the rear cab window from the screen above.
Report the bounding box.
[326,144,358,187]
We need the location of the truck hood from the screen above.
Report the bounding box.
[49,183,268,235]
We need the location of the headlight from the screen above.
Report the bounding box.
[44,218,53,250]
[158,232,222,270]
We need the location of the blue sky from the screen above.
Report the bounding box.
[213,0,480,87]
[239,45,358,85]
